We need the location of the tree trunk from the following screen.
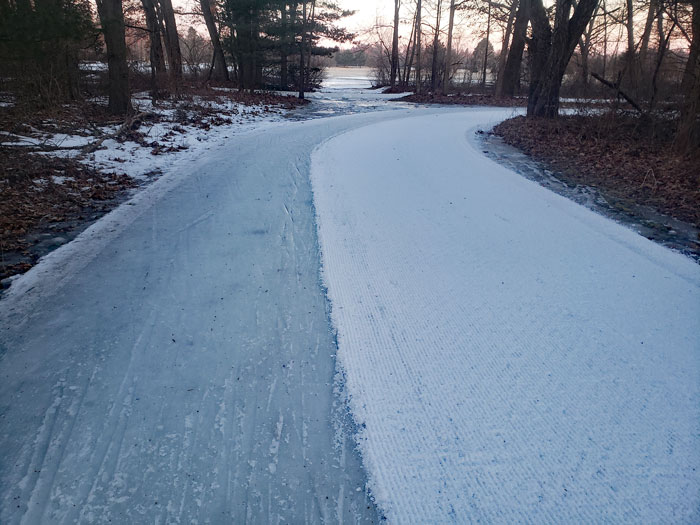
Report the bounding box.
[481,0,491,87]
[625,0,636,86]
[280,3,288,89]
[200,0,228,81]
[299,1,307,98]
[494,0,518,97]
[681,0,699,94]
[157,0,182,85]
[402,16,416,87]
[639,0,658,71]
[416,0,422,92]
[95,0,132,114]
[390,0,401,89]
[497,0,529,97]
[442,0,456,93]
[141,0,167,94]
[527,0,597,118]
[677,0,700,153]
[431,0,442,92]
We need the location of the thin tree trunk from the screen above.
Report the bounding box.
[158,0,182,85]
[416,0,422,92]
[625,0,636,86]
[299,1,307,98]
[95,0,132,114]
[141,0,167,95]
[431,0,442,92]
[200,0,228,81]
[481,0,491,87]
[639,0,658,71]
[305,0,315,72]
[494,0,518,97]
[402,16,416,87]
[280,3,288,89]
[390,0,401,89]
[442,0,456,93]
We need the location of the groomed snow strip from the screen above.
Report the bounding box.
[310,108,700,523]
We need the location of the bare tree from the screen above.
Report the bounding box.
[157,0,182,85]
[140,0,167,94]
[199,0,228,81]
[95,0,132,114]
[441,0,456,92]
[416,0,423,92]
[526,0,598,117]
[494,0,518,96]
[391,0,401,88]
[431,0,443,92]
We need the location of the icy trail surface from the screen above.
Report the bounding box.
[311,109,700,523]
[0,111,424,523]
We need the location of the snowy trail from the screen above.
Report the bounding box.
[311,109,700,523]
[0,110,432,523]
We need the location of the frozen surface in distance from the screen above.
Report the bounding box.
[311,108,700,523]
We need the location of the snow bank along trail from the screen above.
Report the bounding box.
[0,111,426,523]
[311,108,700,523]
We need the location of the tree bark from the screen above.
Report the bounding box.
[200,0,228,81]
[481,0,491,86]
[497,0,529,97]
[677,0,700,153]
[625,0,636,85]
[494,0,518,97]
[431,0,442,92]
[280,3,288,89]
[527,0,597,117]
[157,0,182,85]
[442,0,456,93]
[95,0,132,114]
[681,0,699,95]
[299,0,307,98]
[416,0,422,92]
[390,0,401,89]
[141,0,167,94]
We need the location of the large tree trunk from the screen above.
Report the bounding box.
[200,0,228,81]
[141,0,167,94]
[494,0,519,97]
[441,0,456,93]
[497,0,529,97]
[527,0,597,117]
[157,0,182,85]
[390,0,400,89]
[416,0,422,92]
[95,0,132,114]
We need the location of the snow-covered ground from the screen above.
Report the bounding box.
[311,109,700,522]
[1,71,698,523]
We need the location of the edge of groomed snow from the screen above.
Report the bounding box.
[309,109,700,522]
[0,119,284,331]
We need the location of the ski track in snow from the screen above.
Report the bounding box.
[311,109,700,523]
[0,110,427,524]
